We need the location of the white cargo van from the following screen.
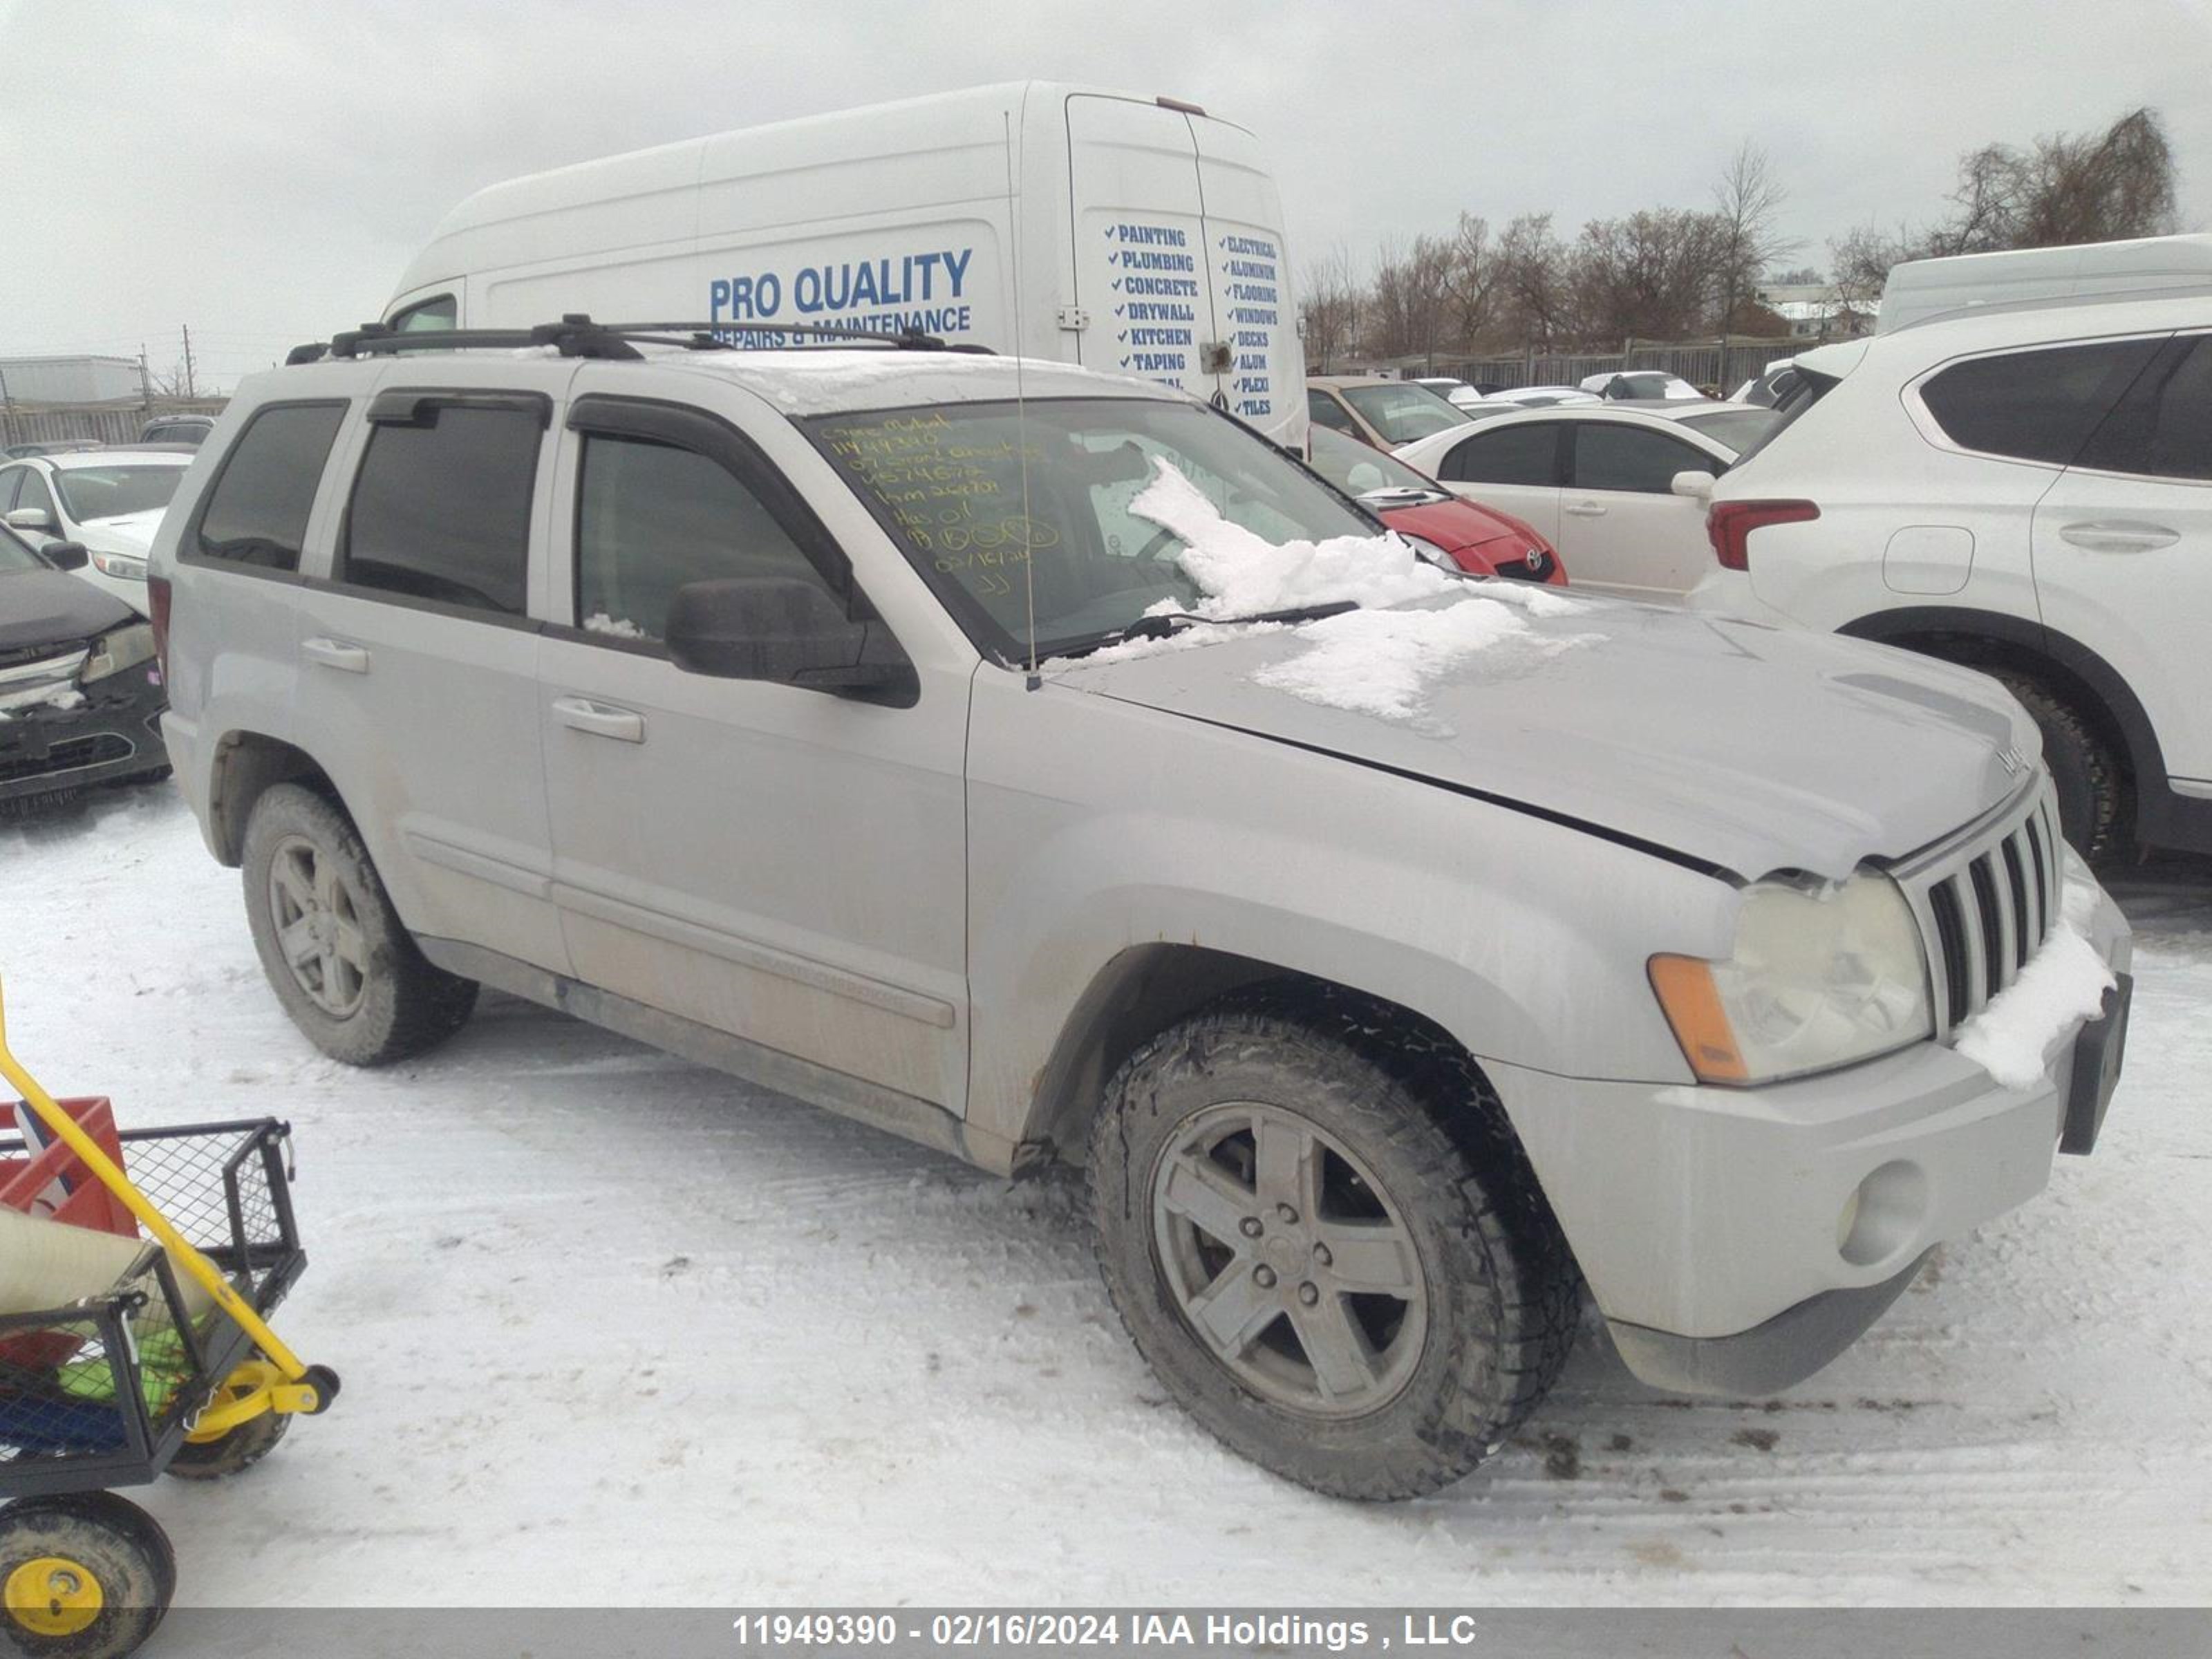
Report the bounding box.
[1875,232,2212,332]
[385,82,1304,447]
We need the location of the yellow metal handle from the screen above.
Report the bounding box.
[0,977,311,1385]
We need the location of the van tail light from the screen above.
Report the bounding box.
[1707,500,1819,572]
[148,574,174,680]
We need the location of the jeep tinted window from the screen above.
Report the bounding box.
[343,404,541,615]
[1572,424,1715,493]
[196,402,347,571]
[1919,339,2161,465]
[2076,335,2212,481]
[574,434,832,640]
[1438,424,1561,486]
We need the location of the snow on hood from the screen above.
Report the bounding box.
[1049,463,2043,877]
[1107,460,1594,729]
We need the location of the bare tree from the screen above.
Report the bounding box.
[1830,107,2180,307]
[1298,243,1364,371]
[1367,232,1458,360]
[1496,213,1573,349]
[1574,209,1730,344]
[1711,141,1799,332]
[1441,212,1506,348]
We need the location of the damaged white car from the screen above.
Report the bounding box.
[150,319,2133,1499]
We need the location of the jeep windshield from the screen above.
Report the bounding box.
[809,398,1384,664]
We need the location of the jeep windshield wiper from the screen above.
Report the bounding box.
[1108,599,1359,646]
[1049,600,1358,662]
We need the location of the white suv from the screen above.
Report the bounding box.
[149,318,2131,1498]
[1691,294,2212,865]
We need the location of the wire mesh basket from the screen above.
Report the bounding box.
[0,1117,305,1495]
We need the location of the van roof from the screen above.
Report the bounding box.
[1877,233,2212,333]
[1799,289,2208,382]
[393,82,1250,297]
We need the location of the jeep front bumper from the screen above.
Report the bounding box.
[1488,881,2133,1397]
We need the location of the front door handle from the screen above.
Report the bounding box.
[303,637,370,674]
[2059,520,2180,554]
[1564,500,1609,518]
[552,695,646,744]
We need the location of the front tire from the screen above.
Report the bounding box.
[241,783,478,1066]
[1089,992,1580,1500]
[1991,671,2128,866]
[0,1493,174,1659]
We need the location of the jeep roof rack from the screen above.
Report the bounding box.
[285,315,995,366]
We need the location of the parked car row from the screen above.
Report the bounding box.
[0,448,192,616]
[1396,402,1774,601]
[0,522,169,811]
[1692,257,2212,865]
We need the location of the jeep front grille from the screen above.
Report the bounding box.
[1892,776,2063,1037]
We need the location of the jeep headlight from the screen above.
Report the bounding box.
[82,623,156,683]
[1649,871,1933,1085]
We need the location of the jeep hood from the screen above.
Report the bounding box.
[1050,596,2040,881]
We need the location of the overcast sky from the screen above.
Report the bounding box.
[3,0,2206,391]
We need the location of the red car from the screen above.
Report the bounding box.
[1306,426,1566,585]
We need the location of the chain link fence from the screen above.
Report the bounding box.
[1395,339,1802,396]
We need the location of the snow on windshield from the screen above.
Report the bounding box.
[1953,850,2120,1090]
[1111,458,1592,729]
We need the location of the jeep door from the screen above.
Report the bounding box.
[535,369,971,1112]
[289,361,574,976]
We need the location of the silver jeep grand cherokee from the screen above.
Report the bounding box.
[149,319,2133,1499]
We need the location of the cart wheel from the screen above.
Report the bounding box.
[169,1383,292,1481]
[0,1493,174,1659]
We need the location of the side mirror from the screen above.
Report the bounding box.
[1670,470,1716,502]
[5,507,55,534]
[41,541,89,571]
[665,576,917,706]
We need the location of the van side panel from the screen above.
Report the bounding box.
[387,82,1303,442]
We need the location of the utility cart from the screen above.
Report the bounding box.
[0,984,336,1658]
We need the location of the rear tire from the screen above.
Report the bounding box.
[241,782,478,1066]
[167,1379,290,1481]
[1991,671,2128,867]
[1089,989,1580,1500]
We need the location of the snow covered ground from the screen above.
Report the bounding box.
[3,782,2209,1610]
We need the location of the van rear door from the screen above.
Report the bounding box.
[1190,120,1299,449]
[1065,95,1217,408]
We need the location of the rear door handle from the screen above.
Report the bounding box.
[2059,520,2180,553]
[1564,500,1609,518]
[302,637,370,674]
[552,695,646,744]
